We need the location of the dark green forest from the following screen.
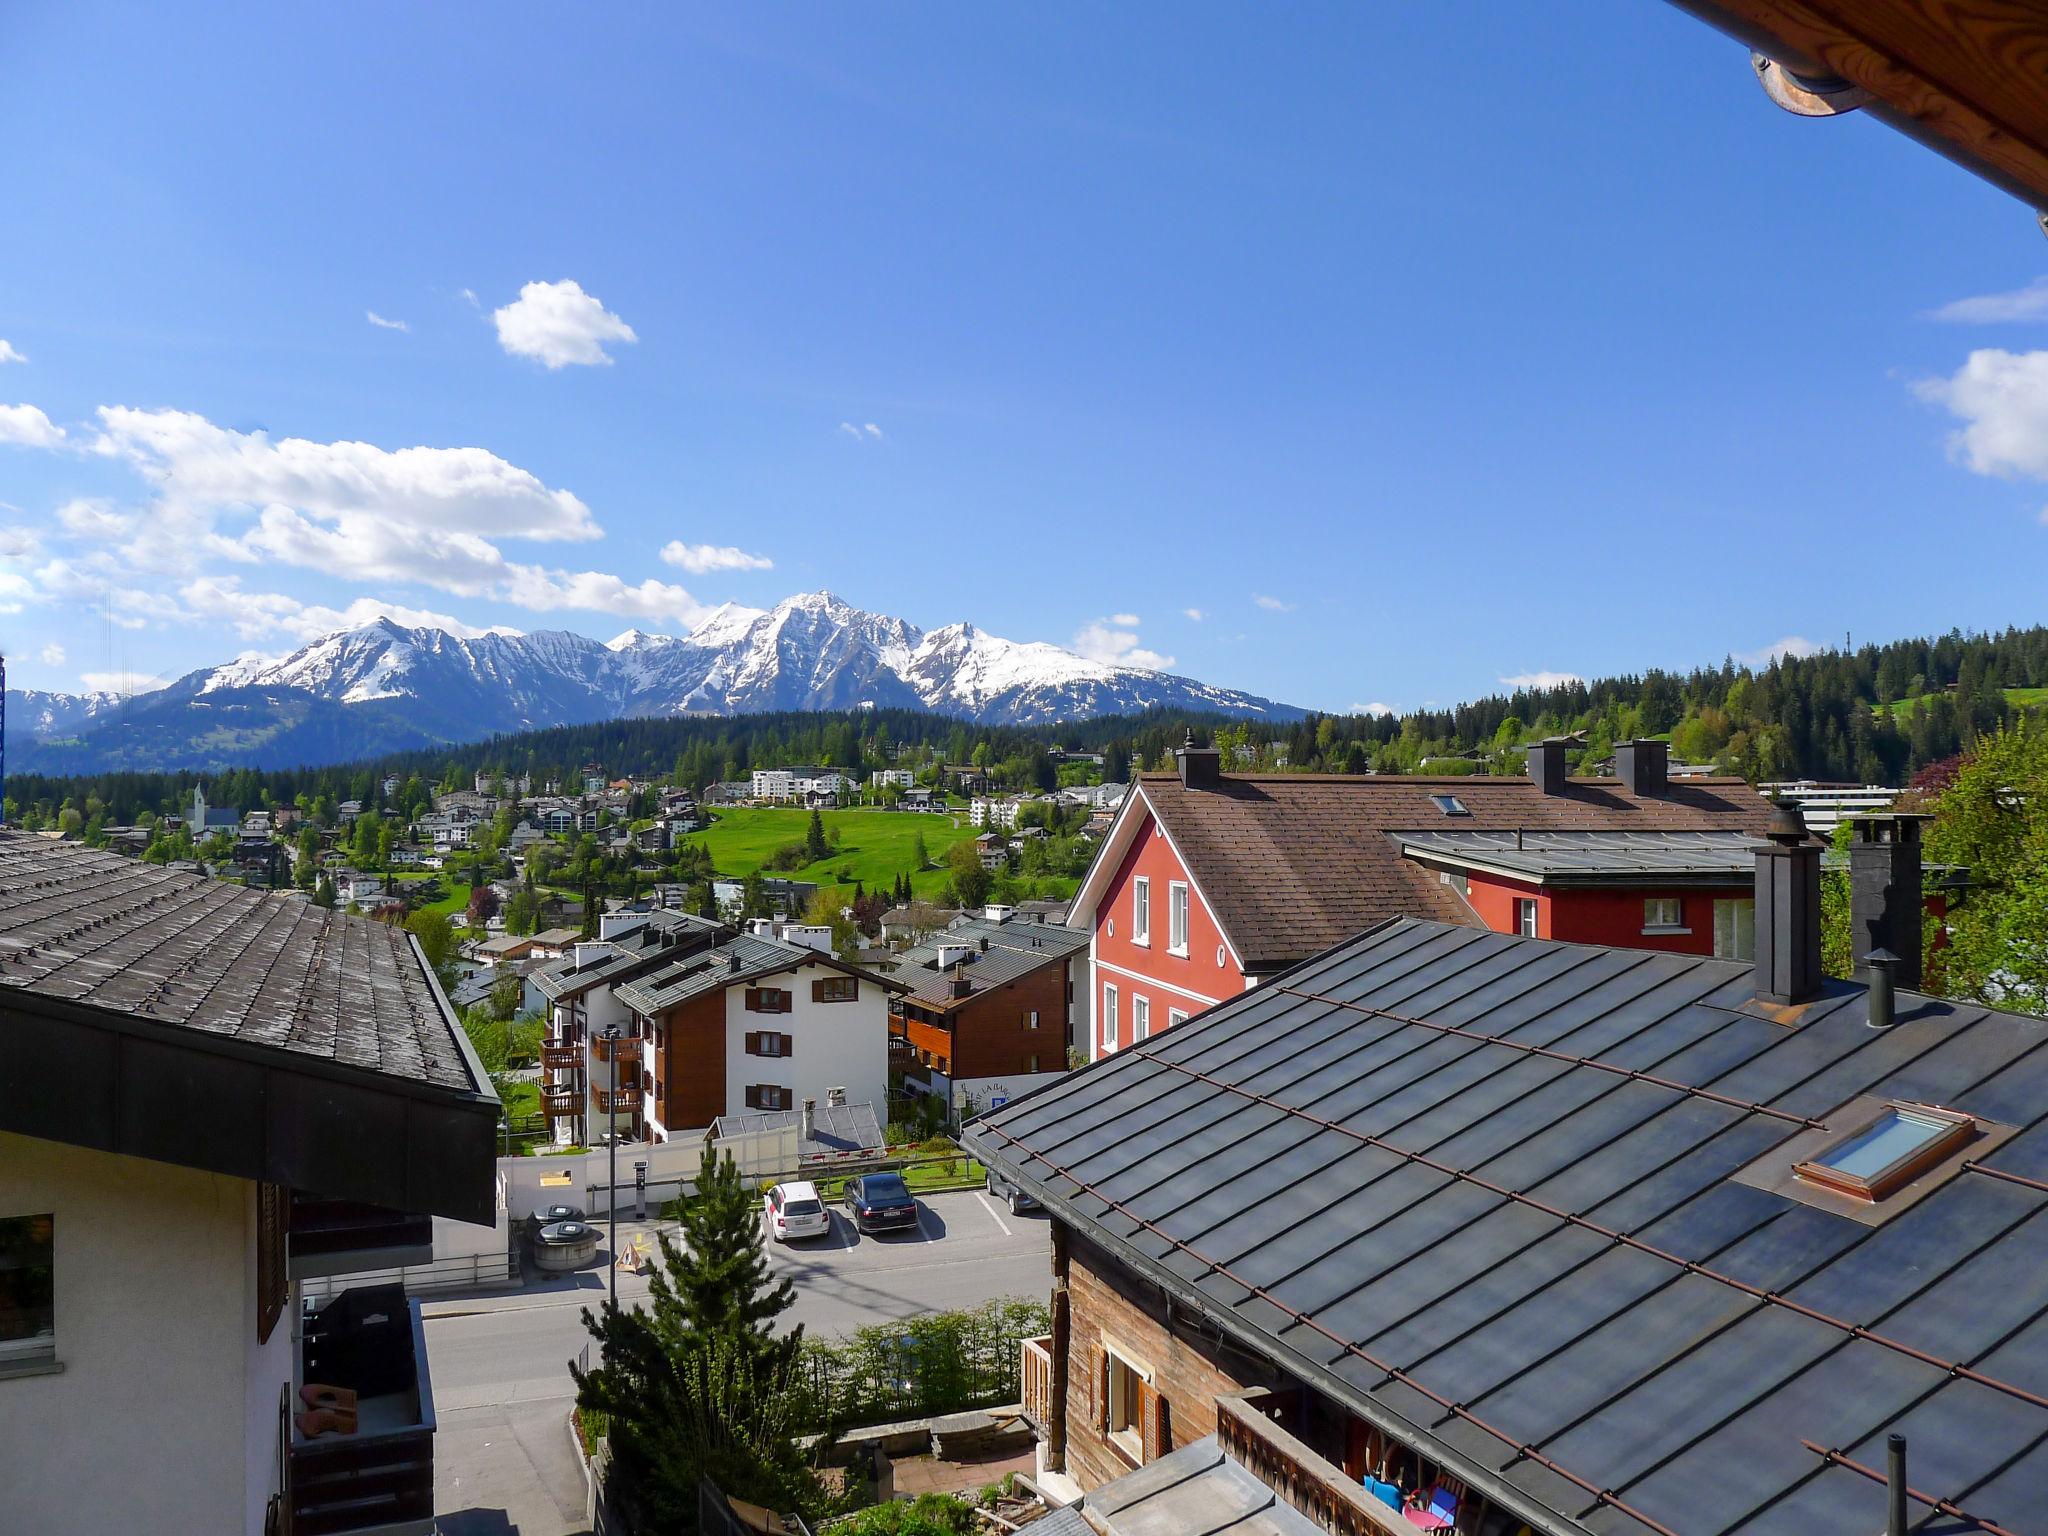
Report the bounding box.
[10,623,2046,826]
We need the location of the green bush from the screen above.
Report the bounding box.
[828,1493,978,1535]
[796,1298,1050,1431]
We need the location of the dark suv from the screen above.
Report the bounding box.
[843,1172,920,1234]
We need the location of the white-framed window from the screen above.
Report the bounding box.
[0,1213,56,1371]
[1103,985,1119,1051]
[1104,1347,1148,1462]
[1131,877,1150,946]
[1516,898,1539,938]
[1133,996,1150,1041]
[1168,883,1190,956]
[1025,1009,1040,1030]
[1714,898,1756,961]
[1643,897,1685,932]
[1168,1008,1189,1029]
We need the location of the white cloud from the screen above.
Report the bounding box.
[1072,618,1174,672]
[175,576,523,643]
[1916,348,2048,480]
[1735,635,1821,667]
[660,541,774,575]
[1109,612,1141,628]
[80,670,169,696]
[1252,593,1296,612]
[39,641,64,665]
[0,524,39,559]
[493,279,637,368]
[1927,277,2048,324]
[501,567,709,626]
[838,421,885,442]
[1499,670,1584,690]
[0,340,25,365]
[56,497,132,538]
[0,404,65,448]
[1351,701,1395,717]
[366,310,410,332]
[1183,607,1206,622]
[458,287,479,309]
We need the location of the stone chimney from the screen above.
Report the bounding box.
[1614,739,1669,798]
[1176,730,1222,790]
[1849,813,1927,989]
[801,1097,816,1143]
[1527,738,1570,796]
[1754,801,1823,1005]
[950,971,974,1000]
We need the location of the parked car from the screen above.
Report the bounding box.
[843,1171,920,1234]
[763,1180,831,1243]
[984,1165,1039,1215]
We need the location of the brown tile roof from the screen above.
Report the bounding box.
[1137,772,1778,972]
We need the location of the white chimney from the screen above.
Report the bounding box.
[801,1097,816,1142]
[827,1085,847,1107]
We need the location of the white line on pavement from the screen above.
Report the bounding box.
[975,1192,1014,1237]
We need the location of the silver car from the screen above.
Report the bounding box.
[763,1180,831,1243]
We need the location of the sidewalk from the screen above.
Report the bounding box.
[423,1219,675,1319]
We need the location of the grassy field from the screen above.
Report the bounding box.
[1883,686,2048,723]
[683,807,980,902]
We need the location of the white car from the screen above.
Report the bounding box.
[763,1180,831,1243]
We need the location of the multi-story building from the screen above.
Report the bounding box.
[1067,737,1779,1059]
[751,766,854,803]
[890,939,1069,1095]
[971,795,1023,830]
[970,828,2048,1534]
[895,912,1091,1065]
[0,836,499,1536]
[870,768,916,790]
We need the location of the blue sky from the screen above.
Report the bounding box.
[1,2,2044,712]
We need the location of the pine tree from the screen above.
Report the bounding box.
[804,808,829,863]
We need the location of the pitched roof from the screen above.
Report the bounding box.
[1108,773,1778,973]
[531,909,726,1001]
[1393,828,1762,884]
[712,1100,885,1157]
[614,934,907,1017]
[1085,1436,1324,1536]
[967,918,2048,1536]
[897,944,1064,1010]
[0,833,478,1093]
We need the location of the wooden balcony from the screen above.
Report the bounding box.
[595,1086,642,1114]
[287,1286,436,1536]
[591,1034,638,1064]
[1215,1392,1413,1536]
[540,1043,581,1071]
[1020,1335,1054,1435]
[542,1087,581,1118]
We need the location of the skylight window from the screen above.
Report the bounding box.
[1795,1103,1976,1202]
[1430,794,1470,817]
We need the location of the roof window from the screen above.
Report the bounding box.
[1429,794,1470,817]
[1794,1103,1976,1203]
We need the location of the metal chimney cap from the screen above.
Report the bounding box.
[1863,946,1903,965]
[1765,800,1810,844]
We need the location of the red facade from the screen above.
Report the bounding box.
[1091,808,1244,1056]
[1463,872,1754,955]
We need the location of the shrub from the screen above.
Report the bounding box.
[796,1298,1050,1430]
[828,1494,978,1535]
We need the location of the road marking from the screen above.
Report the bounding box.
[975,1192,1013,1237]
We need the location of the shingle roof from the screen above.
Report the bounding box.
[968,918,2048,1536]
[0,833,478,1093]
[1132,773,1778,972]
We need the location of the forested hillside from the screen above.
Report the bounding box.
[10,624,2046,825]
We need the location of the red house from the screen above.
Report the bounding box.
[1066,737,1780,1057]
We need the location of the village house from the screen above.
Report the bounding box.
[969,813,2048,1535]
[895,912,1092,1066]
[0,835,499,1536]
[1067,736,1781,1058]
[890,936,1069,1098]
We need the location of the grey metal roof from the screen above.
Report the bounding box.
[0,833,479,1093]
[612,934,809,1016]
[1392,829,1762,883]
[1085,1436,1325,1536]
[966,917,2048,1536]
[712,1100,885,1156]
[531,909,724,1001]
[898,944,1065,1009]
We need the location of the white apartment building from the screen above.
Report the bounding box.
[971,795,1023,830]
[870,768,915,790]
[751,766,855,803]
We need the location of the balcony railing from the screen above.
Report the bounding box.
[1214,1392,1413,1536]
[1020,1335,1054,1434]
[591,1034,639,1064]
[542,1088,581,1118]
[596,1086,642,1113]
[287,1285,436,1535]
[540,1043,581,1071]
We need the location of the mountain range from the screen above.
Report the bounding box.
[6,591,1301,773]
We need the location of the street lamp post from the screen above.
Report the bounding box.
[604,1024,621,1309]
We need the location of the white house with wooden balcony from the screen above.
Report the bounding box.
[0,835,500,1536]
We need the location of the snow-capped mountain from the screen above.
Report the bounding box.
[6,591,1302,771]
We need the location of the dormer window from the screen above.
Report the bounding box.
[1795,1103,1977,1203]
[1429,794,1470,817]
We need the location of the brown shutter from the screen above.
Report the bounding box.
[743,1030,759,1055]
[256,1182,286,1344]
[1142,1382,1170,1463]
[744,987,761,1012]
[744,1084,761,1109]
[812,978,826,1003]
[779,1032,793,1058]
[1098,1351,1111,1434]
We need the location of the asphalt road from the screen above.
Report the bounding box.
[428,1189,1052,1535]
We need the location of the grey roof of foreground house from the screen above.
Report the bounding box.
[1084,1436,1323,1536]
[0,833,499,1223]
[966,917,2048,1536]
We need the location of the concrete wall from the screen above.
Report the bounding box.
[0,1132,286,1536]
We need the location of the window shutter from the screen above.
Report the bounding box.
[256,1182,287,1345]
[1141,1382,1170,1462]
[1097,1351,1111,1434]
[744,1030,759,1055]
[779,1032,793,1058]
[744,1085,761,1109]
[744,987,761,1012]
[812,978,826,1003]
